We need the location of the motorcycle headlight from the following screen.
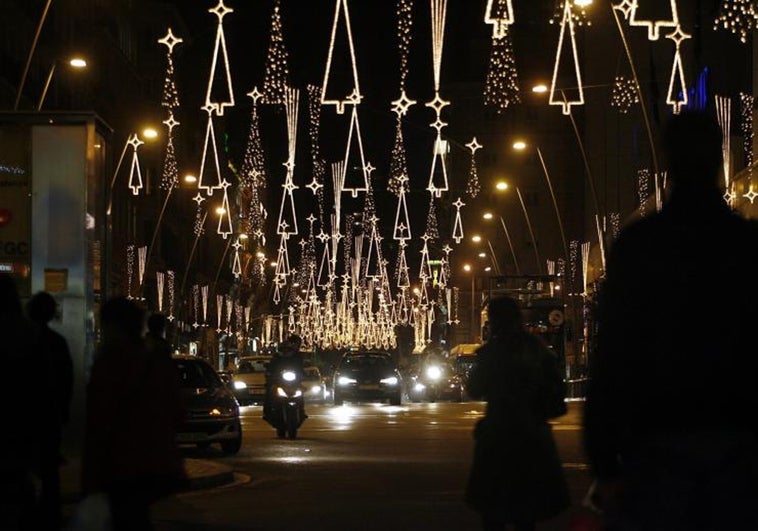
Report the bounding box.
[276,387,288,397]
[338,376,357,386]
[282,371,296,382]
[380,376,399,386]
[294,389,303,398]
[426,366,442,380]
[233,381,247,390]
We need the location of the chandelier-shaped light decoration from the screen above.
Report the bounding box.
[262,0,291,105]
[452,197,465,244]
[137,245,147,297]
[322,0,362,114]
[204,1,235,115]
[201,285,209,325]
[714,0,758,44]
[156,271,165,312]
[549,0,584,115]
[629,0,679,41]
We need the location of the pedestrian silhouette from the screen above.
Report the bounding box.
[82,297,185,531]
[0,274,49,531]
[584,110,758,530]
[465,296,569,531]
[145,312,172,360]
[27,291,73,530]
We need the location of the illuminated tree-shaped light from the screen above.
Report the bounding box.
[341,106,370,198]
[126,244,135,299]
[741,92,757,202]
[306,85,326,222]
[158,29,181,190]
[419,234,432,280]
[364,221,384,279]
[322,0,362,114]
[396,241,411,288]
[389,116,410,196]
[629,0,679,41]
[198,108,224,196]
[715,95,733,197]
[466,137,482,198]
[240,88,267,189]
[452,197,465,243]
[638,169,650,217]
[665,26,690,115]
[262,0,291,105]
[484,23,520,113]
[126,134,144,195]
[166,270,175,321]
[156,271,165,311]
[550,0,591,27]
[611,75,638,113]
[217,180,233,239]
[160,114,179,190]
[485,0,514,39]
[277,88,300,237]
[192,193,206,236]
[205,1,235,115]
[201,285,209,325]
[549,0,584,115]
[714,0,758,44]
[427,135,450,197]
[232,238,243,279]
[393,175,412,240]
[137,245,147,297]
[424,195,440,241]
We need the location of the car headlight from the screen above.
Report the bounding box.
[311,385,322,394]
[426,366,442,380]
[209,406,236,416]
[414,382,426,392]
[282,371,296,382]
[233,381,247,390]
[294,389,303,398]
[338,376,357,386]
[380,376,399,386]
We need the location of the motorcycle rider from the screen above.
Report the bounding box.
[263,334,307,421]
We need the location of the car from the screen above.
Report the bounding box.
[302,365,328,403]
[405,359,465,403]
[332,351,403,406]
[172,355,242,455]
[230,355,271,405]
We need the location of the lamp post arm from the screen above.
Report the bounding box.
[516,187,543,274]
[498,216,521,276]
[14,0,53,110]
[536,147,570,269]
[140,181,177,298]
[179,211,208,296]
[106,138,132,216]
[37,62,56,111]
[486,239,502,275]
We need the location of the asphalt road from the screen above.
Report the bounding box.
[152,400,593,531]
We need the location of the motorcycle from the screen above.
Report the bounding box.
[266,369,305,439]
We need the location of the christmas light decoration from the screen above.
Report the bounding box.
[306,85,326,222]
[262,0,291,105]
[126,135,144,195]
[232,238,242,278]
[485,0,515,38]
[569,240,579,293]
[156,271,165,311]
[740,92,757,202]
[204,1,235,115]
[427,135,450,197]
[611,75,638,113]
[550,0,591,27]
[389,117,410,196]
[192,194,206,236]
[484,24,520,113]
[629,0,679,41]
[240,88,267,188]
[609,212,621,241]
[715,95,733,192]
[581,241,591,295]
[424,195,439,241]
[393,175,412,240]
[397,0,414,89]
[217,180,233,239]
[137,245,147,295]
[665,26,690,115]
[322,0,362,114]
[160,114,179,190]
[192,284,200,328]
[201,285,208,324]
[126,244,135,299]
[198,111,224,196]
[158,29,182,110]
[277,88,300,236]
[714,0,758,44]
[550,0,585,115]
[638,169,650,216]
[341,106,370,198]
[466,138,482,198]
[217,294,224,332]
[452,197,465,243]
[167,270,175,321]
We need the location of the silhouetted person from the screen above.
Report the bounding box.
[584,110,758,530]
[145,312,172,360]
[0,274,47,530]
[26,291,73,530]
[83,297,185,531]
[465,296,569,531]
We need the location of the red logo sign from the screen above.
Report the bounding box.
[0,208,11,228]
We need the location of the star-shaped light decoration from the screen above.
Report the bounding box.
[247,87,264,104]
[613,0,635,20]
[425,93,451,118]
[391,89,417,117]
[306,178,323,194]
[744,184,758,203]
[163,114,179,132]
[158,28,183,52]
[466,137,483,154]
[209,0,233,21]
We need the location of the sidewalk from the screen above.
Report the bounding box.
[61,456,235,505]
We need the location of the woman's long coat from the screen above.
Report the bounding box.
[465,332,570,523]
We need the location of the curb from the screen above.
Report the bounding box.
[182,458,235,491]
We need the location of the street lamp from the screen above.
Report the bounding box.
[482,211,520,276]
[37,56,88,111]
[495,180,543,275]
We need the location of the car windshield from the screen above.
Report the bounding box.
[342,354,393,368]
[174,359,221,388]
[236,359,268,374]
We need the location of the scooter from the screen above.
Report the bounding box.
[266,370,305,439]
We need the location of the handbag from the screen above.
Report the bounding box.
[67,492,112,531]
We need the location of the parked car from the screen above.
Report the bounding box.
[302,365,328,403]
[332,351,402,406]
[172,355,242,455]
[230,355,271,405]
[406,360,464,402]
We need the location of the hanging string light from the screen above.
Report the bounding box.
[204,1,235,115]
[262,0,291,105]
[740,92,757,202]
[550,0,592,27]
[638,169,650,216]
[167,270,175,321]
[484,24,521,113]
[465,138,482,198]
[713,0,758,44]
[611,75,638,113]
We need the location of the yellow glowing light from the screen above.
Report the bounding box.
[142,127,159,140]
[463,264,472,272]
[256,251,266,258]
[270,261,278,268]
[69,57,87,68]
[478,252,486,258]
[472,235,482,243]
[574,0,592,7]
[483,212,494,220]
[496,181,509,191]
[239,233,248,240]
[184,174,197,183]
[513,140,527,150]
[484,266,492,272]
[532,83,548,93]
[215,206,226,215]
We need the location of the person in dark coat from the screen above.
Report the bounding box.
[145,312,172,360]
[82,297,185,531]
[0,274,49,531]
[26,291,73,530]
[465,296,569,531]
[584,110,758,530]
